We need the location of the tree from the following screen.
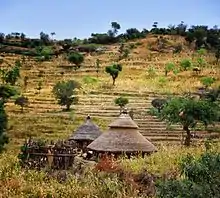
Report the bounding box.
[160,97,219,146]
[51,32,56,40]
[0,100,9,152]
[14,96,29,112]
[105,64,122,86]
[114,96,129,113]
[1,59,22,85]
[52,80,80,111]
[40,32,50,45]
[67,52,84,71]
[111,22,121,36]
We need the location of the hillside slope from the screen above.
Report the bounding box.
[1,35,220,147]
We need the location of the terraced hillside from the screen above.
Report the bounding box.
[2,35,220,147]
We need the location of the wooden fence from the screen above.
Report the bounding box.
[18,138,79,170]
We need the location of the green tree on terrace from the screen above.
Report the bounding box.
[159,97,219,146]
[114,96,129,113]
[105,63,122,86]
[52,80,80,111]
[67,52,84,71]
[0,59,22,85]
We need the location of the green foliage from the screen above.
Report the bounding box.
[0,84,18,102]
[105,64,122,85]
[197,57,206,67]
[0,60,22,85]
[14,96,29,112]
[158,76,167,87]
[160,97,219,146]
[157,152,220,198]
[67,52,84,70]
[52,80,80,111]
[180,59,192,71]
[0,101,8,153]
[147,66,157,77]
[200,77,216,88]
[82,76,98,84]
[118,43,130,60]
[197,48,206,56]
[165,62,175,76]
[114,96,129,108]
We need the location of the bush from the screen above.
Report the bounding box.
[157,152,220,198]
[165,62,175,76]
[147,66,157,77]
[67,52,84,70]
[200,77,216,88]
[180,59,192,71]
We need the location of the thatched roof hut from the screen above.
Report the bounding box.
[87,111,157,154]
[69,115,102,143]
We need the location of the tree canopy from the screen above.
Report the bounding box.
[159,97,220,146]
[52,80,80,111]
[105,64,122,85]
[67,52,84,70]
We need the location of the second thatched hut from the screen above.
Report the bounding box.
[87,110,157,156]
[69,115,102,151]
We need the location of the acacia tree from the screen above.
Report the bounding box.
[52,80,80,111]
[67,52,84,71]
[160,97,219,146]
[105,64,122,86]
[111,22,121,36]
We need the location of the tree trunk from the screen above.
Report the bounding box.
[112,78,116,86]
[66,104,71,111]
[183,125,191,146]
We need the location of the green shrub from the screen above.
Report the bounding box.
[165,62,175,76]
[83,76,98,84]
[200,77,216,88]
[157,152,220,198]
[180,59,192,71]
[147,66,157,77]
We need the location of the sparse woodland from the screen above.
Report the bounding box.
[0,21,220,197]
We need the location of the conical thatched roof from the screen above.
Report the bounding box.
[69,115,102,141]
[87,111,157,153]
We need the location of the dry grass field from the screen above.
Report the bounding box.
[1,34,220,197]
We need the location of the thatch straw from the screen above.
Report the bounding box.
[87,112,157,153]
[69,115,102,141]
